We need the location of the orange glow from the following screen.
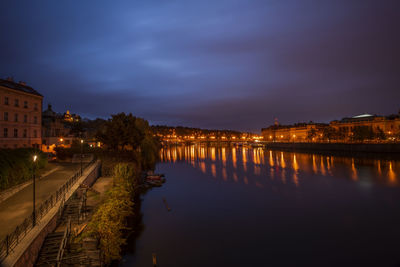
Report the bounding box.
[59,138,63,142]
[211,147,216,161]
[233,172,238,182]
[312,155,317,174]
[320,157,326,176]
[293,154,299,187]
[200,162,206,174]
[351,159,358,181]
[269,150,274,167]
[232,148,237,169]
[377,160,382,175]
[388,162,396,184]
[222,147,226,166]
[280,152,286,168]
[211,164,216,178]
[243,148,247,172]
[222,168,227,181]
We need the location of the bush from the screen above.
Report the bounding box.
[0,148,47,191]
[86,163,139,264]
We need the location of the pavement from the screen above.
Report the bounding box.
[0,162,80,240]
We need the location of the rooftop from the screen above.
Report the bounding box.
[0,78,43,97]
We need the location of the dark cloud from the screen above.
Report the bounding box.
[1,0,399,132]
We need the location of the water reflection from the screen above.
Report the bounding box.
[160,145,399,188]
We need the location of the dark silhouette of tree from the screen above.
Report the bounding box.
[351,126,375,141]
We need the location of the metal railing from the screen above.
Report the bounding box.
[0,158,97,262]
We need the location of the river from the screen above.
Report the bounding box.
[122,145,400,267]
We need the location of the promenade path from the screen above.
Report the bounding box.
[0,162,80,239]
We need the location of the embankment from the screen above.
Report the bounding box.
[265,142,400,157]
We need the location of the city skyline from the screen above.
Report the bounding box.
[1,1,399,132]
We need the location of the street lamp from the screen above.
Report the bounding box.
[80,139,83,174]
[32,155,37,227]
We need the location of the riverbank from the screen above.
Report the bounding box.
[265,142,400,157]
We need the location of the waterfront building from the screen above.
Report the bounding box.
[0,78,43,149]
[262,123,327,142]
[262,111,400,143]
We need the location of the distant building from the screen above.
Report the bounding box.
[262,122,327,142]
[63,110,80,122]
[262,111,400,142]
[42,104,74,152]
[0,78,43,149]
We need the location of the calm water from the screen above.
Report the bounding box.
[122,145,400,267]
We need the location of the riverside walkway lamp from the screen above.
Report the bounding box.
[32,155,37,227]
[80,139,84,174]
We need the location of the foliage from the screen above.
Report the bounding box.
[322,126,345,142]
[375,127,386,140]
[351,126,375,141]
[96,113,160,170]
[0,148,47,191]
[307,128,317,141]
[85,163,138,264]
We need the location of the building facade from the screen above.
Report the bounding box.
[0,78,43,148]
[262,112,400,143]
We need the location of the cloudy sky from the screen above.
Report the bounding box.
[1,0,399,132]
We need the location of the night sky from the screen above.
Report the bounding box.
[1,1,399,132]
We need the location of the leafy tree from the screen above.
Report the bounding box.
[351,126,375,141]
[96,113,160,169]
[375,127,386,140]
[86,163,137,264]
[307,128,317,141]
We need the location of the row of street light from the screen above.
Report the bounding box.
[31,139,84,227]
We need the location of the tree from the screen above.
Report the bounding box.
[96,113,160,169]
[351,126,374,141]
[307,128,317,142]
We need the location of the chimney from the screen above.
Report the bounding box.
[6,77,13,82]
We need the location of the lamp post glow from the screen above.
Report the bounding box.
[32,155,37,227]
[80,139,83,174]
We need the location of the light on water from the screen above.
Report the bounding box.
[123,145,400,267]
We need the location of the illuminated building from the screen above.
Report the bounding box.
[262,111,400,142]
[0,78,43,149]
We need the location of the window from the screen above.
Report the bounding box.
[3,128,8,137]
[14,129,18,138]
[14,99,19,107]
[4,97,9,105]
[24,114,27,123]
[14,113,18,122]
[23,129,27,138]
[33,130,37,138]
[34,103,38,111]
[24,101,28,108]
[34,116,37,124]
[4,112,8,121]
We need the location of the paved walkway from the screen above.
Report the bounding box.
[0,163,80,239]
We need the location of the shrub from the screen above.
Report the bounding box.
[0,148,47,191]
